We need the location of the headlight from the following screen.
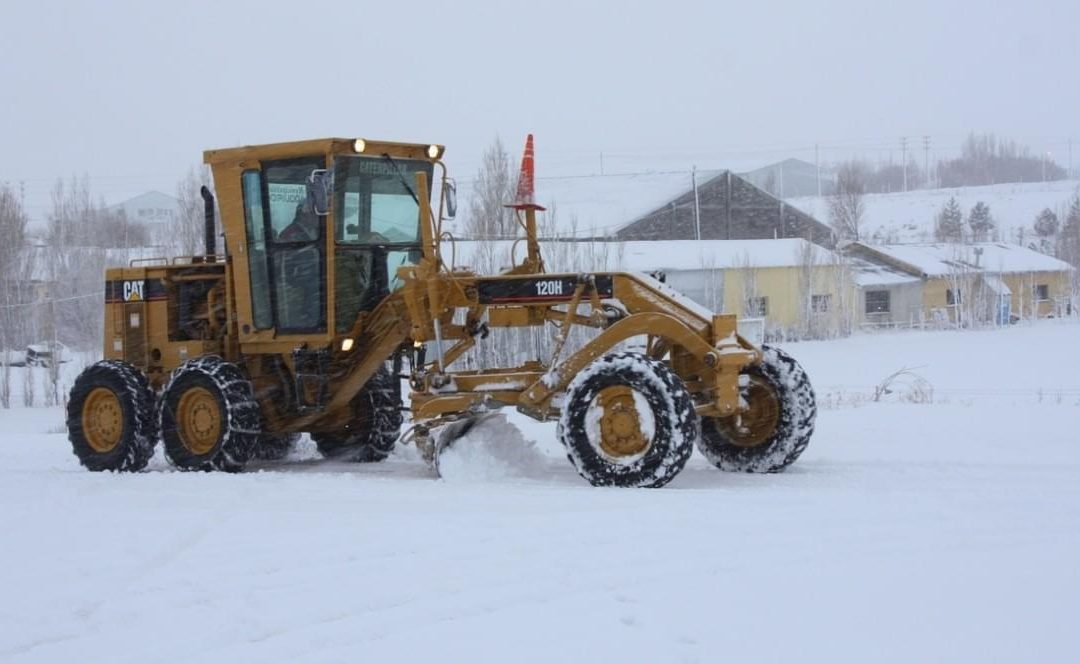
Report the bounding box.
[353,139,367,153]
[427,144,443,159]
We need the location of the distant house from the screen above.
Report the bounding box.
[614,171,836,248]
[846,242,1074,327]
[739,158,835,198]
[451,238,851,340]
[109,191,180,245]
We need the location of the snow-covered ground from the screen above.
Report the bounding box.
[1,320,1079,663]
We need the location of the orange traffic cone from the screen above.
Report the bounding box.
[506,134,546,211]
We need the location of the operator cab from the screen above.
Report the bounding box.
[217,138,453,341]
[326,153,432,332]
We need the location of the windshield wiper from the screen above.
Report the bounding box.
[381,153,420,206]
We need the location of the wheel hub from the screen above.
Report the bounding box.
[595,386,650,459]
[82,387,123,453]
[720,375,781,448]
[176,386,222,456]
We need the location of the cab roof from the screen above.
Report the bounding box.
[203,138,444,165]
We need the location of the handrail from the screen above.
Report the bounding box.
[129,257,169,267]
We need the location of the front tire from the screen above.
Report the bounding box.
[159,356,261,472]
[67,360,157,472]
[558,352,697,488]
[696,345,816,473]
[313,365,402,462]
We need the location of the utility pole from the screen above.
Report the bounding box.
[923,135,930,189]
[901,136,908,192]
[815,143,821,196]
[600,151,604,176]
[1069,138,1073,179]
[692,166,701,241]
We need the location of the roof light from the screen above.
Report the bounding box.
[353,139,367,153]
[427,144,443,159]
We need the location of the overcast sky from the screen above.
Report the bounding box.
[2,0,1078,222]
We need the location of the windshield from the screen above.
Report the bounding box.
[333,155,433,244]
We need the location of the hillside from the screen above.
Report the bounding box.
[787,179,1080,244]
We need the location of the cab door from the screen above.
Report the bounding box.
[241,157,329,336]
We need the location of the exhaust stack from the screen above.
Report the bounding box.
[200,186,215,260]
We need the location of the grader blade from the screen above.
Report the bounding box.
[431,413,500,479]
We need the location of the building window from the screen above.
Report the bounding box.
[946,288,962,306]
[1033,284,1049,301]
[865,290,890,314]
[811,294,831,313]
[746,296,768,317]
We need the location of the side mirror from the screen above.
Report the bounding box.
[443,179,457,220]
[307,169,332,216]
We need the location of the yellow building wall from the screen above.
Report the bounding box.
[1001,271,1071,317]
[921,275,973,324]
[921,270,1072,322]
[722,264,847,332]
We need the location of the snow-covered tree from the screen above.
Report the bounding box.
[1060,194,1080,268]
[1032,207,1059,255]
[0,183,30,407]
[827,162,867,242]
[967,201,995,242]
[175,166,215,257]
[934,197,964,242]
[466,136,516,240]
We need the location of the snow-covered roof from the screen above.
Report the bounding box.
[448,238,833,274]
[451,170,723,238]
[981,273,1012,295]
[848,256,921,287]
[860,242,1074,277]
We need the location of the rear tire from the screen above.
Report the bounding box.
[67,360,157,472]
[696,345,815,473]
[252,432,300,461]
[558,352,697,488]
[159,356,260,472]
[313,365,402,462]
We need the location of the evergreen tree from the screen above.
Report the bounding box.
[967,201,994,242]
[1060,194,1080,267]
[1033,208,1059,254]
[1034,208,1059,237]
[934,197,964,242]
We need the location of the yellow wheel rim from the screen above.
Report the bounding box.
[717,375,781,448]
[595,385,651,459]
[176,386,222,456]
[82,387,124,453]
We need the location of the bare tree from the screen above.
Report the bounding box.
[46,177,111,350]
[0,183,29,408]
[48,175,146,249]
[465,136,516,239]
[827,162,867,242]
[175,165,215,256]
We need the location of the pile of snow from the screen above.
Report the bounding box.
[436,413,552,482]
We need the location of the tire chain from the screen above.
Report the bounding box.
[159,355,261,472]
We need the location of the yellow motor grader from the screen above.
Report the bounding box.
[67,135,816,487]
